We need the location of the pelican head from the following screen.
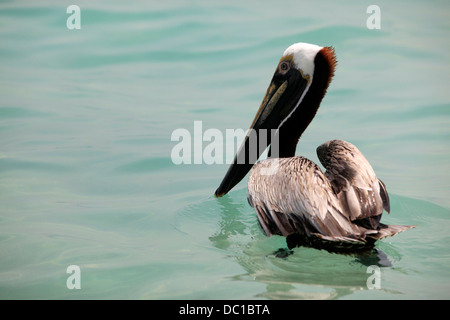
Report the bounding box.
[215,42,337,197]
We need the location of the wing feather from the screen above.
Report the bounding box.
[317,140,386,229]
[247,157,363,241]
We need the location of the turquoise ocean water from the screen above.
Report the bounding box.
[1,0,449,299]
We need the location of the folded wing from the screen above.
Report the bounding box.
[316,139,389,229]
[247,157,368,249]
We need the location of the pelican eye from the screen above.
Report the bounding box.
[279,61,290,73]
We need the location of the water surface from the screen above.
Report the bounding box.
[0,0,449,299]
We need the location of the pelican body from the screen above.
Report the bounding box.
[215,43,414,252]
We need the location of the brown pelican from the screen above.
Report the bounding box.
[214,43,414,252]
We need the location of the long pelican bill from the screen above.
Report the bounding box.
[214,61,310,197]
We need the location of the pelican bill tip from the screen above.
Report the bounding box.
[214,191,225,198]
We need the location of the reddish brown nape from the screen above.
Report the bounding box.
[319,46,338,95]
